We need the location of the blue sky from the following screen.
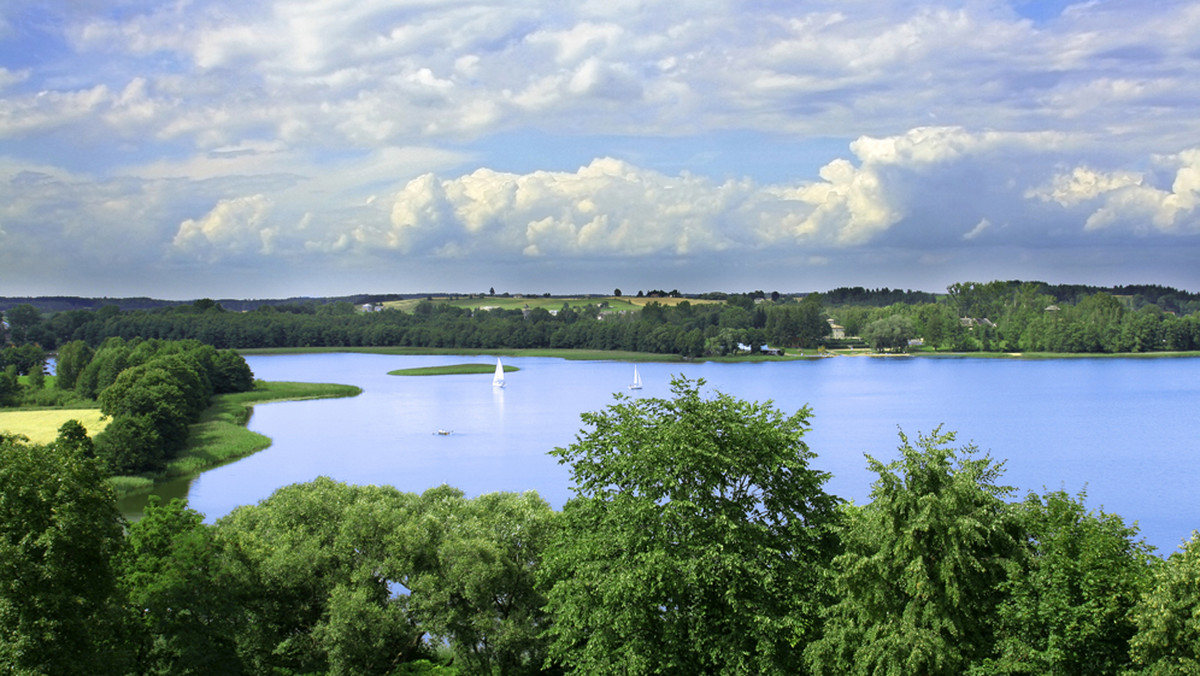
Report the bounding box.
[2,0,1199,299]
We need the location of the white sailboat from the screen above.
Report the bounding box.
[493,358,506,388]
[629,365,643,390]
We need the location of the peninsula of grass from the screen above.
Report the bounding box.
[108,380,361,498]
[388,363,519,376]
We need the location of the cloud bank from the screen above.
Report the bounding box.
[2,1,1200,296]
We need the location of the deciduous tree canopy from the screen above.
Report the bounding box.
[542,376,842,674]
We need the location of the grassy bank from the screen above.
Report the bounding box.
[109,380,361,498]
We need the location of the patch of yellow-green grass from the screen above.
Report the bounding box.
[449,296,639,312]
[389,363,518,376]
[382,295,655,313]
[0,408,109,444]
[111,380,361,497]
[381,298,428,312]
[623,296,722,307]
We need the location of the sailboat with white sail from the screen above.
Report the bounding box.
[493,358,506,388]
[629,365,642,390]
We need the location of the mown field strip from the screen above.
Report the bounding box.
[0,409,109,444]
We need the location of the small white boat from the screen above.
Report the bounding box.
[435,429,452,436]
[629,365,643,390]
[493,358,506,388]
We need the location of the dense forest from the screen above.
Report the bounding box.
[3,377,1198,675]
[4,280,1200,361]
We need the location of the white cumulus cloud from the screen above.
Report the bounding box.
[173,194,278,257]
[1029,149,1200,234]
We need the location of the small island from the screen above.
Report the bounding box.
[388,363,518,376]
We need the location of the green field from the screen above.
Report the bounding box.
[388,363,518,376]
[379,294,722,314]
[0,408,110,444]
[384,295,641,312]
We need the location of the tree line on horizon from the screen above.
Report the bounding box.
[3,377,1198,675]
[3,281,1200,364]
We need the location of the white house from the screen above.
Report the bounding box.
[827,319,845,340]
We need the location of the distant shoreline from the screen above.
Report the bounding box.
[237,346,1200,361]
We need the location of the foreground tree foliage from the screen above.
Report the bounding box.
[118,496,244,675]
[541,377,842,674]
[1127,532,1200,674]
[6,364,1199,674]
[402,487,557,674]
[807,427,1021,676]
[984,489,1154,675]
[0,429,127,675]
[215,479,427,675]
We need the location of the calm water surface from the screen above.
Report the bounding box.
[124,353,1200,554]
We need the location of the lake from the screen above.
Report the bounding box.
[122,353,1200,555]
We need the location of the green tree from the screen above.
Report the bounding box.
[26,361,45,390]
[765,304,801,347]
[55,419,95,457]
[1,343,46,375]
[211,350,255,393]
[807,427,1020,676]
[94,413,165,474]
[403,488,557,674]
[3,303,41,344]
[0,432,128,675]
[117,497,244,675]
[76,337,132,399]
[917,302,959,350]
[984,489,1154,675]
[0,365,18,407]
[796,293,832,347]
[542,377,842,674]
[862,314,917,352]
[1127,532,1200,674]
[215,479,428,675]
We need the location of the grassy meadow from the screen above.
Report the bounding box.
[0,408,110,444]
